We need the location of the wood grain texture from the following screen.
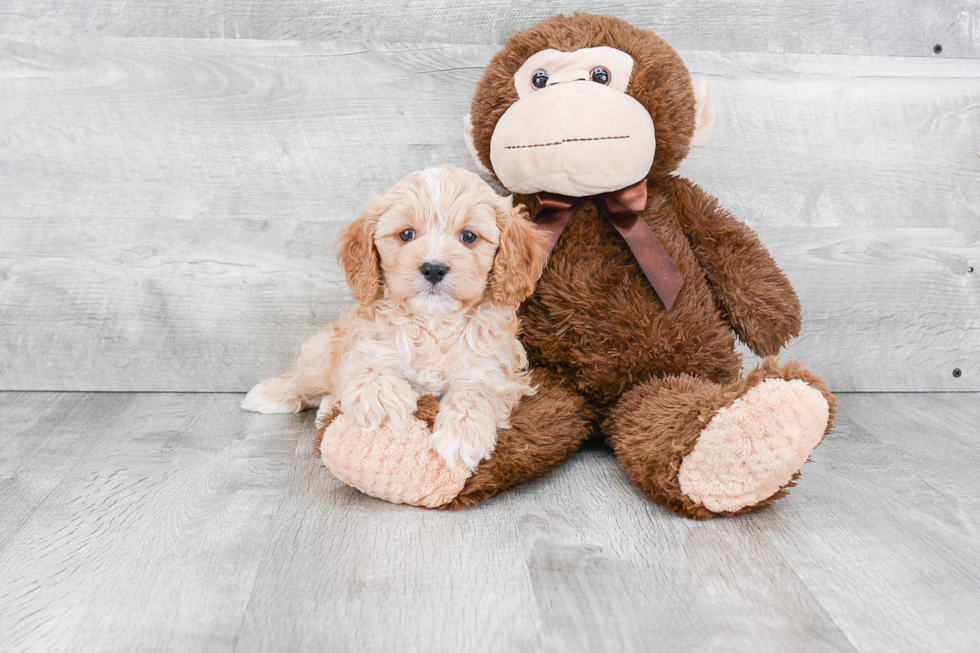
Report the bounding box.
[1,219,976,393]
[741,227,979,392]
[1,391,979,652]
[0,217,351,392]
[3,40,979,229]
[763,392,980,653]
[1,38,977,392]
[0,1,978,58]
[0,392,302,653]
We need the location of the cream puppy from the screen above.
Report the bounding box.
[242,166,546,471]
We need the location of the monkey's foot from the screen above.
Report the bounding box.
[606,359,835,519]
[677,376,830,514]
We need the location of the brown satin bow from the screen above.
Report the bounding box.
[534,180,684,310]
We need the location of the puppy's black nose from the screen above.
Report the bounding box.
[419,261,449,284]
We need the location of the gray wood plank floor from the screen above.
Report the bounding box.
[1,392,978,652]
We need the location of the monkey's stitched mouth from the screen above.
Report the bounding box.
[504,135,630,150]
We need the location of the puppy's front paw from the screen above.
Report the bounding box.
[430,413,497,473]
[340,373,416,431]
[242,377,304,414]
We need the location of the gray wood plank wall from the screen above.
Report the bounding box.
[1,3,978,393]
[1,1,977,57]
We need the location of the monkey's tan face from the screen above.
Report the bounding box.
[488,46,656,197]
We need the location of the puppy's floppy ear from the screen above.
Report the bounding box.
[489,196,547,307]
[336,195,386,305]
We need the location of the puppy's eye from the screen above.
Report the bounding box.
[531,70,549,89]
[398,229,415,242]
[590,67,610,85]
[460,231,478,245]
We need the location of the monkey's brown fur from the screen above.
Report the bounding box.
[605,359,836,519]
[454,13,836,518]
[445,369,591,509]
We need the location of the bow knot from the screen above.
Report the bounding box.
[533,180,683,310]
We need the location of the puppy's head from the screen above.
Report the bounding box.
[337,165,546,313]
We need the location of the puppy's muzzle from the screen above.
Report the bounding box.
[420,261,449,285]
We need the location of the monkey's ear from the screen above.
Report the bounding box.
[691,80,716,147]
[463,114,491,174]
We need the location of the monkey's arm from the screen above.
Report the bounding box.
[669,177,801,357]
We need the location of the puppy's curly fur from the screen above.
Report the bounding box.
[243,165,546,472]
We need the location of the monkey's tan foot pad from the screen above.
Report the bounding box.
[316,411,467,509]
[677,378,830,514]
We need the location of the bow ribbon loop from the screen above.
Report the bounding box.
[533,180,684,310]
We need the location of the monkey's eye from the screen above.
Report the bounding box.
[460,231,478,245]
[531,70,549,89]
[590,67,610,85]
[398,229,415,242]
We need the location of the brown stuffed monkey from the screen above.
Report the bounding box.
[448,13,837,518]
